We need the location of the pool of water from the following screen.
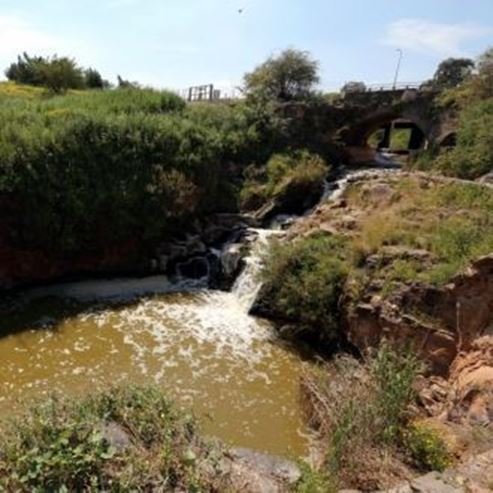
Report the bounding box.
[0,275,311,457]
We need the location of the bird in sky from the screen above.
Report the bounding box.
[238,8,243,14]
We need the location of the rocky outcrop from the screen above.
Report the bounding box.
[365,449,493,493]
[345,255,493,376]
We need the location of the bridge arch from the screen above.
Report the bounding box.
[342,108,430,151]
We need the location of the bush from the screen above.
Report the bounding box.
[370,344,424,443]
[404,423,452,472]
[296,462,335,493]
[0,89,275,253]
[240,150,328,212]
[261,233,348,342]
[0,386,224,491]
[432,98,493,179]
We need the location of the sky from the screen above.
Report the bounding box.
[0,0,491,93]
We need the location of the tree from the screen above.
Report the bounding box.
[4,53,107,93]
[5,53,45,85]
[432,58,474,89]
[85,68,109,89]
[244,49,320,101]
[37,56,85,93]
[477,47,493,74]
[341,81,366,95]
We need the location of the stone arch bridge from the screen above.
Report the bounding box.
[279,88,458,165]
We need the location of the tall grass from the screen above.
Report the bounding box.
[301,345,448,490]
[0,86,279,252]
[350,177,493,286]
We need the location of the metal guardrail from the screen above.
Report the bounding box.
[348,82,424,93]
[177,81,427,102]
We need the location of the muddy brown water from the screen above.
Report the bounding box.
[0,273,312,457]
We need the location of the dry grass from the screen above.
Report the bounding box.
[346,176,493,287]
[300,345,449,491]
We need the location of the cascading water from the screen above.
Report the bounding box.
[231,229,282,311]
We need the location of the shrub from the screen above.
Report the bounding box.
[403,423,452,472]
[432,98,493,179]
[0,89,270,253]
[370,344,424,443]
[0,386,224,491]
[296,461,335,493]
[240,150,328,212]
[261,233,348,343]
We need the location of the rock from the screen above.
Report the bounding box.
[447,336,493,425]
[158,254,169,272]
[221,458,284,493]
[409,472,464,493]
[221,243,245,279]
[477,172,493,185]
[345,255,493,377]
[176,256,209,279]
[100,422,131,452]
[230,448,302,485]
[216,448,301,493]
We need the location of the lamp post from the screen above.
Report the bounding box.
[393,48,403,90]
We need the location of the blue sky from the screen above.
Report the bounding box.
[0,0,491,92]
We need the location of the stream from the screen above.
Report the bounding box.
[0,166,397,457]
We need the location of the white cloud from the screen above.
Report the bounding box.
[383,18,490,57]
[0,14,97,78]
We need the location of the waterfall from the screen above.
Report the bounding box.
[230,167,401,313]
[231,229,280,312]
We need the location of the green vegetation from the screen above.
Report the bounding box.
[240,150,328,212]
[296,462,335,493]
[403,423,452,472]
[350,177,493,287]
[244,49,320,102]
[0,386,225,491]
[429,57,474,90]
[301,344,449,490]
[413,47,493,179]
[5,53,109,93]
[429,98,493,179]
[0,84,281,253]
[260,233,348,343]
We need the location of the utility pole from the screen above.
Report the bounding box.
[393,48,403,90]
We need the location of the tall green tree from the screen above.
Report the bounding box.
[5,53,104,93]
[85,68,109,89]
[5,53,45,85]
[244,49,320,102]
[432,58,474,89]
[38,56,85,93]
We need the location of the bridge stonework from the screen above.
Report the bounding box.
[277,89,458,165]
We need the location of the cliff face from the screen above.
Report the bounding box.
[345,254,493,376]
